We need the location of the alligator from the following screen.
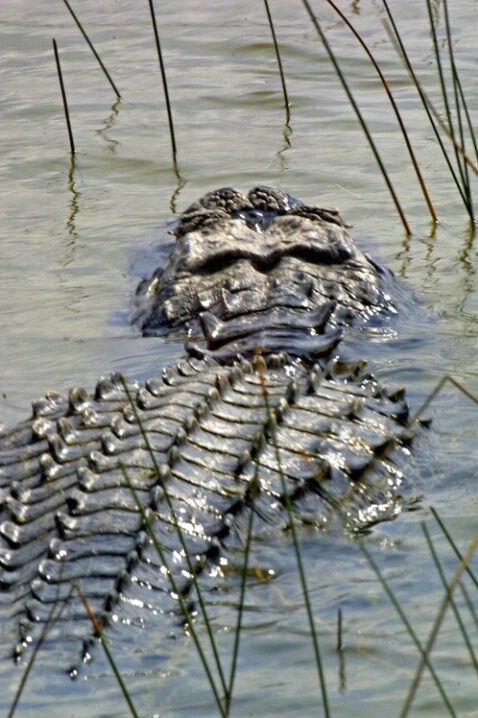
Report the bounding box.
[0,186,420,671]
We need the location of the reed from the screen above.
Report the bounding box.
[300,0,412,235]
[7,572,74,718]
[255,353,331,717]
[323,0,437,224]
[382,0,477,223]
[52,39,76,156]
[62,0,121,98]
[119,377,229,714]
[148,0,178,159]
[263,0,291,124]
[303,0,477,229]
[80,591,140,718]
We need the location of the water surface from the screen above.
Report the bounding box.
[0,1,477,716]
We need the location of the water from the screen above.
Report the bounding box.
[0,1,477,716]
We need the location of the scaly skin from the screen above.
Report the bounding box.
[134,186,395,357]
[0,187,418,670]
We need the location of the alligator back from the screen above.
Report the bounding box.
[0,353,414,666]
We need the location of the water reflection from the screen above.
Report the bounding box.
[66,154,80,252]
[96,99,121,154]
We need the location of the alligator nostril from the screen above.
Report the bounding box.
[234,208,269,228]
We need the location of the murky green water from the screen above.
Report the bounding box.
[0,1,477,716]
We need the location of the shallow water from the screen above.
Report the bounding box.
[0,1,477,716]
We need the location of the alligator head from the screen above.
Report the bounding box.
[134,186,395,361]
